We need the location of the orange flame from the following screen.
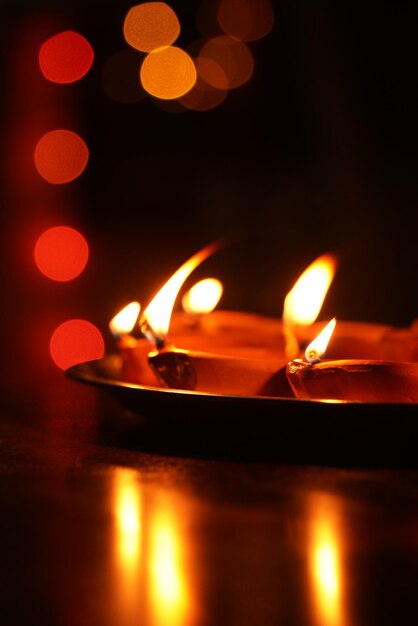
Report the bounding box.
[305,318,337,363]
[182,278,223,314]
[109,302,141,337]
[141,242,221,344]
[283,254,337,326]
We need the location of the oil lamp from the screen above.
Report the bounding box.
[286,319,418,403]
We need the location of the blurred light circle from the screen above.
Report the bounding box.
[217,0,274,42]
[34,130,89,184]
[49,319,104,370]
[199,36,254,89]
[38,30,94,84]
[196,56,228,89]
[34,226,89,282]
[123,2,180,52]
[102,49,146,103]
[179,57,228,111]
[140,46,197,99]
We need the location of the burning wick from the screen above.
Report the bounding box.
[304,318,337,364]
[139,316,166,350]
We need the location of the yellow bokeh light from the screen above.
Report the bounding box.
[140,46,197,99]
[124,2,180,52]
[182,278,223,314]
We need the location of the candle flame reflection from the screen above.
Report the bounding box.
[142,242,222,343]
[283,253,337,326]
[309,494,345,626]
[182,278,223,314]
[149,500,190,626]
[112,468,142,619]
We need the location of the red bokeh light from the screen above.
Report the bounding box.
[34,226,89,281]
[39,30,94,84]
[49,319,104,370]
[34,129,89,184]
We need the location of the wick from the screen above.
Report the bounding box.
[139,318,165,350]
[306,349,321,364]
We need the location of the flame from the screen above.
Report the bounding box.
[142,242,221,343]
[283,253,337,326]
[182,278,223,314]
[109,301,141,337]
[305,318,337,363]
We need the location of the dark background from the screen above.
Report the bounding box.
[1,0,418,383]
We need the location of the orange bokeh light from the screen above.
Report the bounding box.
[34,226,89,282]
[34,130,89,184]
[198,36,254,89]
[49,319,105,370]
[124,2,180,52]
[38,30,94,84]
[217,0,274,42]
[140,46,197,100]
[179,76,227,111]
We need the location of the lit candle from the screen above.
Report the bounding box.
[286,319,418,403]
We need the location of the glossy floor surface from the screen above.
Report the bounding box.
[1,377,418,625]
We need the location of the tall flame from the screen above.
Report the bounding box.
[283,254,337,326]
[182,278,223,314]
[109,301,141,337]
[305,318,337,363]
[141,242,221,344]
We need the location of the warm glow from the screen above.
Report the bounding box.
[38,30,94,84]
[310,495,345,626]
[113,468,142,566]
[109,302,141,337]
[198,36,254,89]
[49,319,104,370]
[140,46,197,99]
[179,55,228,111]
[34,130,89,184]
[305,318,337,363]
[283,254,337,326]
[182,278,223,314]
[150,507,188,625]
[34,226,89,281]
[195,56,228,90]
[217,0,275,42]
[124,2,180,52]
[142,242,220,343]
